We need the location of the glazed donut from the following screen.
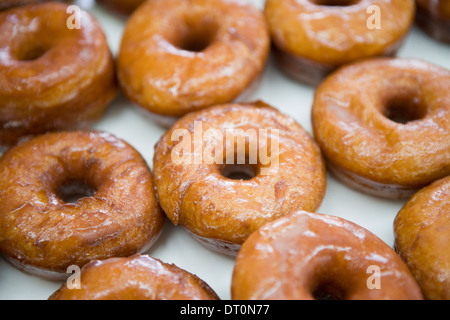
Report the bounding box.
[264,0,415,86]
[0,2,117,146]
[394,176,450,300]
[416,0,450,43]
[97,0,146,15]
[312,58,450,199]
[153,102,326,255]
[49,255,219,300]
[232,211,424,300]
[0,131,164,279]
[118,0,269,119]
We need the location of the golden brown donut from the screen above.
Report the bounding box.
[118,0,269,118]
[232,211,424,300]
[312,58,450,199]
[0,131,164,279]
[394,176,450,300]
[49,255,219,300]
[153,102,326,255]
[264,0,415,86]
[416,0,450,43]
[97,0,145,15]
[0,2,117,146]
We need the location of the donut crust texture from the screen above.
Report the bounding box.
[312,58,450,199]
[153,102,326,255]
[0,131,164,278]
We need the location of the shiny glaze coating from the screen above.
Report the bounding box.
[49,255,219,300]
[153,102,326,255]
[394,176,450,300]
[0,131,164,279]
[232,211,423,300]
[97,0,145,15]
[416,0,450,43]
[0,2,117,146]
[118,0,269,117]
[264,0,415,85]
[312,58,450,199]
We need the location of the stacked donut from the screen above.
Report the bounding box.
[0,0,448,301]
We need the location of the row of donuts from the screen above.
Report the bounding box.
[0,0,448,199]
[49,91,447,300]
[7,0,444,44]
[111,0,450,47]
[0,0,448,300]
[0,0,449,147]
[1,100,447,300]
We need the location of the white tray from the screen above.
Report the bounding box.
[0,0,449,300]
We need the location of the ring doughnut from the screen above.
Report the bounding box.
[232,211,424,300]
[312,58,450,199]
[416,0,450,43]
[394,176,450,300]
[153,102,326,255]
[0,2,117,146]
[264,0,415,86]
[0,131,164,279]
[118,0,269,118]
[49,255,219,300]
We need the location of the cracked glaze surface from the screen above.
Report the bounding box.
[0,131,164,277]
[0,2,117,146]
[118,0,269,117]
[312,58,450,198]
[153,102,326,255]
[49,255,219,300]
[394,176,450,300]
[265,0,415,66]
[232,211,423,300]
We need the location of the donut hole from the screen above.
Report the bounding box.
[383,95,427,124]
[172,18,219,52]
[313,0,360,6]
[311,279,348,300]
[56,180,97,204]
[218,148,261,181]
[220,163,258,181]
[16,42,51,61]
[309,260,352,300]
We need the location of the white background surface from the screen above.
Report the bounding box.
[0,0,449,300]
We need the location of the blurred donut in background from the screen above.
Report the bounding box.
[395,176,450,300]
[0,2,117,146]
[118,0,270,118]
[265,0,415,85]
[49,255,219,300]
[0,0,49,11]
[416,0,450,43]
